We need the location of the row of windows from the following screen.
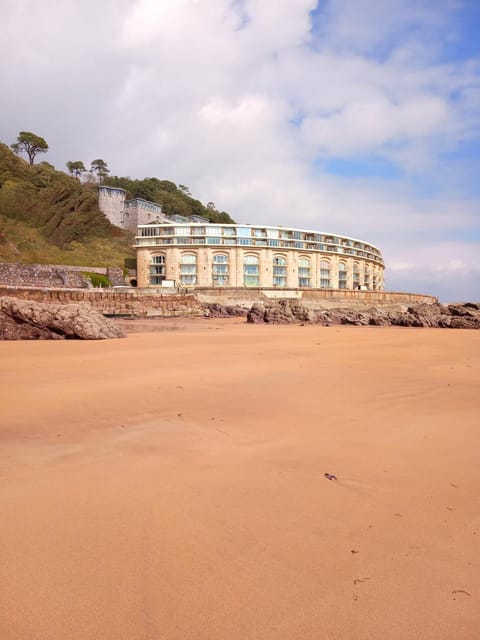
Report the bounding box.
[150,254,381,287]
[137,236,383,263]
[138,225,382,256]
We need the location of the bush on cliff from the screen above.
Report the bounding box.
[82,272,112,288]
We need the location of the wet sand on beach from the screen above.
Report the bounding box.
[1,319,479,639]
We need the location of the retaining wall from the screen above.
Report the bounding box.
[193,287,438,310]
[0,286,204,317]
[0,263,126,288]
[0,285,438,318]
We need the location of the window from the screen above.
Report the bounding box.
[174,226,190,236]
[237,227,251,237]
[244,255,259,286]
[150,254,166,285]
[180,254,197,285]
[353,263,360,289]
[320,260,330,288]
[208,226,222,236]
[266,229,279,239]
[273,256,287,287]
[298,257,310,287]
[364,267,370,288]
[141,227,158,237]
[338,261,347,289]
[212,254,229,286]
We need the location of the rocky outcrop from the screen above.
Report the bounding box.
[247,300,480,329]
[0,297,126,340]
[202,303,247,318]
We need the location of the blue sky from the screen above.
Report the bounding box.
[1,0,479,301]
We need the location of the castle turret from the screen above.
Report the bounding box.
[98,186,126,228]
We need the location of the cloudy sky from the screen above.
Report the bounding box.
[2,0,480,301]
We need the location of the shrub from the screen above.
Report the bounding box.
[82,271,112,288]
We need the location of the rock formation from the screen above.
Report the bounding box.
[202,303,247,318]
[0,297,126,340]
[247,300,480,329]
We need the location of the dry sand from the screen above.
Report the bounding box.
[0,318,479,639]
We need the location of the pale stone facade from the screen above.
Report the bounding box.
[135,223,385,290]
[98,186,169,231]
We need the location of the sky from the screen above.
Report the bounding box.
[1,0,479,301]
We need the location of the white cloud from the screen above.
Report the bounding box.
[1,0,479,301]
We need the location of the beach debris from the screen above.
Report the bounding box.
[350,549,359,554]
[450,483,458,488]
[452,590,471,599]
[324,472,337,481]
[353,578,369,585]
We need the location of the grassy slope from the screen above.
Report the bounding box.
[0,143,134,267]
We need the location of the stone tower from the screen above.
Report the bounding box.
[97,186,127,228]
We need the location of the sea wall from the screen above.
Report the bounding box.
[0,286,204,317]
[0,284,438,317]
[0,263,126,288]
[193,287,438,310]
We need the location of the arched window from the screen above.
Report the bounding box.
[273,255,287,287]
[244,254,259,286]
[353,263,360,289]
[338,261,347,289]
[180,253,197,285]
[150,254,166,285]
[320,260,330,288]
[212,253,229,286]
[298,257,310,287]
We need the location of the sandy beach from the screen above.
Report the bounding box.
[0,318,479,640]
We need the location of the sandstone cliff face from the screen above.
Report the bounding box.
[247,300,480,329]
[0,297,126,340]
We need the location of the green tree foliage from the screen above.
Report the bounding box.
[104,176,235,223]
[66,160,86,179]
[11,131,49,165]
[0,142,128,248]
[82,272,112,287]
[91,159,109,182]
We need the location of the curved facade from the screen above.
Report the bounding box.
[135,223,385,290]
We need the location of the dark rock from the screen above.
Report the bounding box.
[203,303,246,318]
[246,299,480,329]
[0,297,126,340]
[247,303,266,323]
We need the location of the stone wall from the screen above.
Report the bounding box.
[0,284,438,318]
[193,287,438,310]
[0,263,126,288]
[0,286,204,317]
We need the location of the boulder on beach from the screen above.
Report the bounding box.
[0,297,126,340]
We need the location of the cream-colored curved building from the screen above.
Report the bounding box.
[135,223,385,290]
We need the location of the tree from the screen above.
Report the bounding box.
[11,131,49,165]
[178,184,191,196]
[90,159,110,182]
[66,160,86,179]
